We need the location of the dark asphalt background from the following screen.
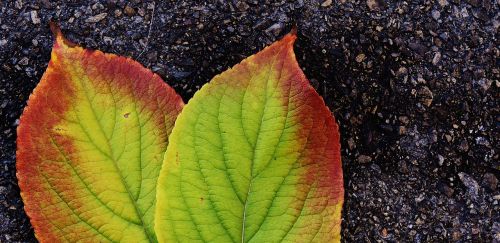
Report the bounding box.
[1,0,499,242]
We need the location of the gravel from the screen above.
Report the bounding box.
[0,0,498,242]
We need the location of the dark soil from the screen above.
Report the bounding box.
[1,0,498,242]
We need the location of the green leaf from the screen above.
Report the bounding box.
[155,32,344,242]
[16,24,183,242]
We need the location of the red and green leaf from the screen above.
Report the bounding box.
[155,31,344,242]
[16,24,183,242]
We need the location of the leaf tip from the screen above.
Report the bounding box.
[279,27,297,48]
[49,21,76,48]
[289,24,298,36]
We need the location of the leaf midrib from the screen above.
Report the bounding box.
[240,48,282,243]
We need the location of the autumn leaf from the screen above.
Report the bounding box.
[155,31,344,242]
[16,23,183,242]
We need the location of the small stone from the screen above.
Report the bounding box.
[399,116,410,125]
[124,6,135,16]
[396,67,408,76]
[114,9,122,17]
[347,137,355,150]
[458,172,479,201]
[321,0,333,7]
[357,155,372,164]
[416,218,424,225]
[418,86,433,107]
[482,173,498,191]
[432,10,441,20]
[458,139,469,152]
[398,126,407,135]
[432,52,441,65]
[74,10,82,18]
[467,0,480,7]
[409,41,428,56]
[437,154,445,166]
[86,13,107,23]
[355,53,366,63]
[477,78,492,91]
[265,23,283,37]
[15,0,22,9]
[0,39,7,46]
[475,137,490,147]
[18,57,29,66]
[137,8,145,16]
[366,0,380,10]
[103,36,113,45]
[30,10,41,24]
[236,1,250,11]
[415,193,425,203]
[399,160,409,174]
[438,0,449,6]
[439,32,449,41]
[381,228,388,238]
[492,222,500,241]
[438,182,454,197]
[445,134,452,142]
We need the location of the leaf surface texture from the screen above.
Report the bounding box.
[16,25,183,242]
[155,32,343,243]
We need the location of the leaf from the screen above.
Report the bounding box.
[155,31,343,242]
[16,23,183,242]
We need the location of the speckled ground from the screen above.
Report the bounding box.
[0,0,498,242]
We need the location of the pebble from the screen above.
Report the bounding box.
[409,42,428,56]
[14,0,22,9]
[357,154,372,164]
[458,172,479,201]
[432,52,441,65]
[396,67,408,76]
[432,10,441,20]
[85,13,107,23]
[477,78,492,91]
[347,137,355,150]
[482,173,498,191]
[399,116,410,125]
[475,137,490,147]
[355,53,366,63]
[236,1,250,11]
[124,6,135,16]
[114,9,122,17]
[458,140,469,152]
[418,86,433,107]
[438,0,449,6]
[438,182,454,197]
[137,8,145,17]
[30,11,41,24]
[398,126,407,135]
[321,0,333,7]
[18,57,28,66]
[437,154,445,166]
[366,0,380,10]
[265,23,284,37]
